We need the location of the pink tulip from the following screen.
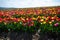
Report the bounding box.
[54,23,59,27]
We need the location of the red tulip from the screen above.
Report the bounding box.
[28,21,34,27]
[0,18,2,22]
[12,18,18,22]
[57,18,60,21]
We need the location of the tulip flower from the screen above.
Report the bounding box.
[32,17,36,20]
[0,7,60,32]
[54,23,59,27]
[43,21,46,24]
[0,18,2,22]
[51,20,54,22]
[37,16,41,18]
[40,19,44,22]
[49,21,52,24]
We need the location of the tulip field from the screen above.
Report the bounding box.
[0,6,60,40]
[0,6,60,32]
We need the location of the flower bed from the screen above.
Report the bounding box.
[0,7,60,40]
[0,7,60,32]
[0,15,60,32]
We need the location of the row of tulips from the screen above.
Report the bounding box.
[0,16,60,22]
[0,15,60,32]
[0,7,60,18]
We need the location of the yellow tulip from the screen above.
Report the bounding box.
[37,16,41,18]
[40,19,44,22]
[37,16,41,20]
[45,18,48,20]
[32,17,36,20]
[51,17,54,19]
[41,16,44,19]
[49,21,52,24]
[43,21,46,24]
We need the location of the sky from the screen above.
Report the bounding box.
[0,0,60,8]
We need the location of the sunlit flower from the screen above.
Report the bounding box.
[51,17,55,20]
[41,16,44,19]
[49,21,52,24]
[43,21,46,24]
[45,18,48,21]
[40,19,44,22]
[37,16,41,18]
[32,17,36,20]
